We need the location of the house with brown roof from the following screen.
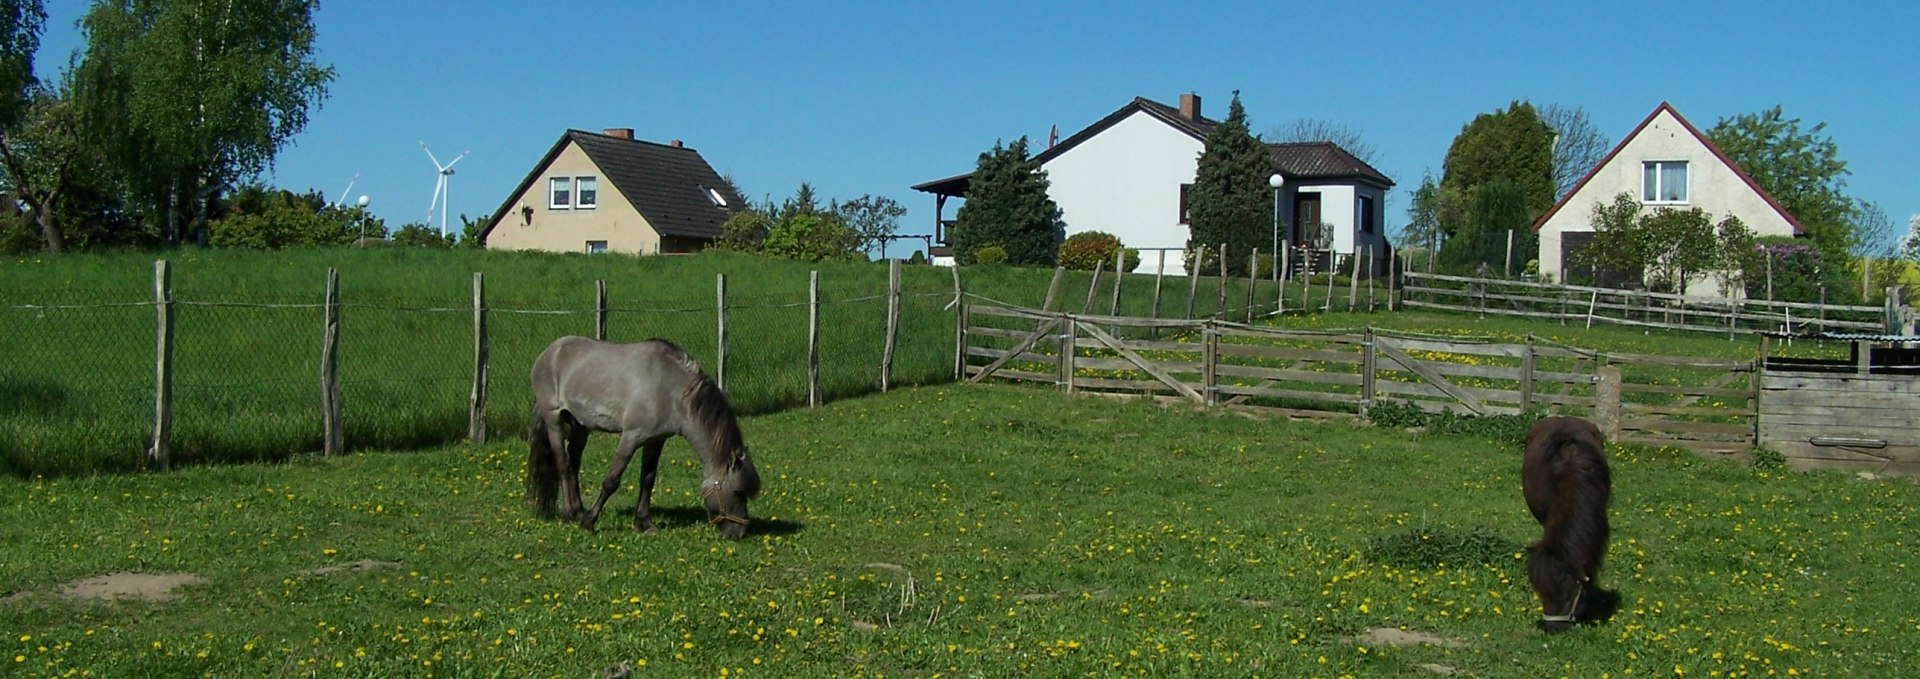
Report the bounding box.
[480,128,744,255]
[1534,102,1804,294]
[912,92,1394,274]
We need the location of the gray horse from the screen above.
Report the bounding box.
[528,336,761,539]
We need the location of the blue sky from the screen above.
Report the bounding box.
[34,1,1919,257]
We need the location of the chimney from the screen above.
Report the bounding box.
[603,128,633,140]
[670,139,684,148]
[1179,92,1201,122]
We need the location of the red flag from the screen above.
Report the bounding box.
[1049,124,1058,149]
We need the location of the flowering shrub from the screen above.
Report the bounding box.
[973,245,1008,265]
[1056,231,1139,272]
[1746,237,1826,302]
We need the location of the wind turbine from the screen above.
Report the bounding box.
[332,172,360,209]
[421,141,469,237]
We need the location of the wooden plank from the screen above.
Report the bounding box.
[1215,342,1364,364]
[1369,336,1529,358]
[953,267,966,381]
[1759,410,1920,431]
[967,317,1061,384]
[967,366,1055,384]
[1372,380,1524,406]
[969,304,1062,322]
[882,258,900,392]
[1215,384,1363,404]
[1213,324,1365,342]
[1761,374,1920,395]
[1620,382,1755,398]
[966,346,1055,365]
[1620,402,1755,418]
[1375,338,1486,415]
[1619,418,1752,436]
[1214,363,1364,387]
[1373,360,1526,382]
[1073,376,1183,393]
[1075,320,1207,402]
[1618,436,1751,453]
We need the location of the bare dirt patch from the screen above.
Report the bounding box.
[48,572,206,602]
[1418,663,1461,675]
[301,559,403,577]
[1349,627,1468,649]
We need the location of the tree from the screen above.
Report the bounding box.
[763,210,858,262]
[713,205,773,252]
[1186,91,1271,275]
[1437,101,1555,241]
[833,194,905,258]
[1437,179,1532,274]
[75,0,334,245]
[1265,117,1376,164]
[1903,214,1920,262]
[1706,106,1857,264]
[0,0,41,131]
[950,137,1060,266]
[1539,103,1610,200]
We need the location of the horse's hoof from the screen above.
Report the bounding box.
[636,520,658,534]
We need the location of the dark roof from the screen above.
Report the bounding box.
[912,95,1390,196]
[1270,141,1394,188]
[481,130,744,243]
[1530,102,1805,235]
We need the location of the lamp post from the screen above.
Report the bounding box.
[356,195,371,245]
[1267,173,1285,282]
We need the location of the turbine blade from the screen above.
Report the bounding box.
[444,150,470,171]
[420,141,443,168]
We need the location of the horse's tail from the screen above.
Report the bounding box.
[527,408,559,518]
[1544,424,1611,577]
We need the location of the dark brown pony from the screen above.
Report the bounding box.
[1521,415,1611,632]
[528,336,761,539]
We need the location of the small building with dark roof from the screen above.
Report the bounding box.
[480,128,744,255]
[912,92,1394,273]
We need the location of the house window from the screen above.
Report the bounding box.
[703,185,729,208]
[549,177,572,209]
[585,240,607,254]
[1357,195,1376,234]
[1642,161,1688,203]
[576,177,597,209]
[1179,183,1192,224]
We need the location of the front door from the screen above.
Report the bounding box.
[1292,193,1322,249]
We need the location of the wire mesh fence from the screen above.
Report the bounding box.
[0,259,965,477]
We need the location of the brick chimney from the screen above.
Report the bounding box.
[670,139,684,148]
[603,128,633,140]
[1179,93,1201,122]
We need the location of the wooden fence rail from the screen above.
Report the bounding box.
[1401,270,1894,335]
[961,300,1759,454]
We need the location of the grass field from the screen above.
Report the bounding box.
[2,383,1914,677]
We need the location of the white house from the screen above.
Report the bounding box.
[914,93,1393,274]
[1534,102,1803,295]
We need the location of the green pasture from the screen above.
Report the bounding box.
[1,384,1913,677]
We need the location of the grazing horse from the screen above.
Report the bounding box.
[1521,415,1611,632]
[528,336,761,539]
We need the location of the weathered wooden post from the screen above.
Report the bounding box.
[1059,314,1076,394]
[1043,266,1066,312]
[1110,248,1125,316]
[594,279,608,341]
[1278,247,1290,315]
[320,267,343,456]
[1081,259,1104,315]
[1246,249,1259,322]
[716,274,728,392]
[468,272,488,443]
[1185,250,1202,319]
[150,260,176,470]
[1348,247,1362,312]
[1150,250,1166,321]
[1594,364,1622,442]
[951,266,966,381]
[882,258,901,392]
[1202,320,1219,407]
[1520,334,1536,412]
[1360,326,1376,419]
[809,270,821,406]
[1216,244,1229,319]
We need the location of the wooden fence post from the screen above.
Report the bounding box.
[1520,334,1536,412]
[594,279,608,341]
[1081,259,1103,315]
[320,267,342,456]
[1348,247,1362,312]
[1594,364,1622,442]
[1185,251,1202,319]
[1361,326,1376,419]
[1246,249,1258,323]
[1059,315,1076,393]
[882,258,902,391]
[1202,320,1219,407]
[468,272,488,443]
[1043,266,1066,312]
[1216,243,1229,319]
[1110,248,1124,316]
[716,274,728,392]
[1278,247,1290,315]
[1385,252,1395,312]
[1366,247,1375,312]
[149,260,175,470]
[809,270,821,406]
[1323,250,1335,312]
[952,265,966,381]
[1150,250,1166,321]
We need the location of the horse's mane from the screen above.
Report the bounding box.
[1528,419,1611,577]
[649,338,761,498]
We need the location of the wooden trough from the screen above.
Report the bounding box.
[1758,333,1920,476]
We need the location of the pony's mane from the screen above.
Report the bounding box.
[649,338,760,498]
[1525,418,1611,594]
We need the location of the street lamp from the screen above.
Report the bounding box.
[1267,173,1284,282]
[355,195,371,245]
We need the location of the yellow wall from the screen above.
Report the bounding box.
[484,141,662,255]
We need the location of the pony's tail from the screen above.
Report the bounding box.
[527,408,559,518]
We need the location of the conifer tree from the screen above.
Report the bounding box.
[1186,92,1272,275]
[951,137,1061,266]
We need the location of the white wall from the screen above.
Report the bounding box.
[1538,106,1800,293]
[1043,111,1204,275]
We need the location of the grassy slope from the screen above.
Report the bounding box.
[2,384,1912,677]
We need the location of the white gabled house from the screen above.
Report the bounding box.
[913,92,1394,274]
[1533,102,1804,295]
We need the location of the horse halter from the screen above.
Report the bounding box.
[701,478,749,527]
[1540,576,1589,625]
